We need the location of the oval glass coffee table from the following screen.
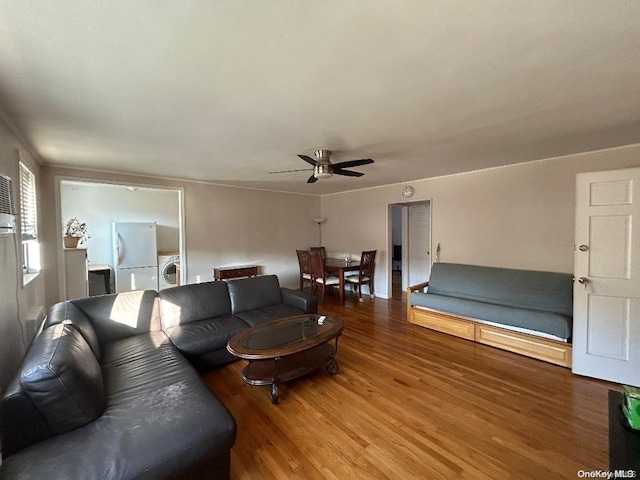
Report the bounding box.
[227,314,344,404]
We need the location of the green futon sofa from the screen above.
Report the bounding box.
[408,263,574,367]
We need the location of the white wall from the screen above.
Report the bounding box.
[60,181,180,266]
[0,117,45,395]
[41,167,320,306]
[320,145,640,299]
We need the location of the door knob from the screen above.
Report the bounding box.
[578,277,591,289]
[579,245,589,252]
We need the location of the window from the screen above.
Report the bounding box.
[19,160,40,281]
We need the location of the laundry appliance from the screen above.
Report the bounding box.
[113,222,158,293]
[158,253,180,290]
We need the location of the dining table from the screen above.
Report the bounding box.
[325,257,360,304]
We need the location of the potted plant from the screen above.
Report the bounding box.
[63,217,89,248]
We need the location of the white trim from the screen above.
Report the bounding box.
[44,163,321,197]
[322,142,640,198]
[54,174,186,299]
[23,272,39,286]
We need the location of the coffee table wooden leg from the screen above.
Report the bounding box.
[326,337,340,374]
[270,357,280,404]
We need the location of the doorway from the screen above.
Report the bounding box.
[389,200,432,299]
[57,179,184,300]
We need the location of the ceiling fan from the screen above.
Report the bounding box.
[269,149,374,183]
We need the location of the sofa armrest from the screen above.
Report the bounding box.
[281,288,317,314]
[407,281,429,320]
[408,281,429,293]
[43,302,102,359]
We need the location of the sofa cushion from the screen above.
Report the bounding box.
[158,281,232,329]
[42,301,101,359]
[427,263,573,316]
[165,315,249,356]
[71,290,160,343]
[99,331,179,398]
[1,323,105,455]
[227,275,283,314]
[234,304,306,327]
[411,292,572,340]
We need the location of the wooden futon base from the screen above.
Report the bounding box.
[407,284,572,368]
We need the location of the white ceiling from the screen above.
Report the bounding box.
[1,1,639,195]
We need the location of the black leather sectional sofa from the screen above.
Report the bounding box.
[0,275,317,480]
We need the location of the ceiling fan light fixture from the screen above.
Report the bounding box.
[314,163,333,179]
[272,148,373,183]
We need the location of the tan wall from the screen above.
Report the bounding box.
[0,118,46,392]
[320,145,640,299]
[40,167,320,306]
[5,137,640,392]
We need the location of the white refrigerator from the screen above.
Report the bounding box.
[113,222,158,293]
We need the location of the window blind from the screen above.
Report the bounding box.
[0,174,15,215]
[19,162,37,240]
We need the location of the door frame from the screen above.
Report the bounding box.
[54,176,186,301]
[387,199,433,298]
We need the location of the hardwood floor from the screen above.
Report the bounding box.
[391,270,402,299]
[202,292,618,479]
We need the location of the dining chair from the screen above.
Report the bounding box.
[309,249,339,303]
[345,250,377,302]
[310,246,326,264]
[296,249,312,291]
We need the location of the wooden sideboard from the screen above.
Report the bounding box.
[213,265,259,281]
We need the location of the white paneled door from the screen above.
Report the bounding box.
[573,167,640,387]
[408,203,431,286]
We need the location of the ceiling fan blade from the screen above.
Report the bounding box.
[269,168,313,174]
[333,169,364,177]
[307,174,318,184]
[298,154,318,166]
[331,158,374,169]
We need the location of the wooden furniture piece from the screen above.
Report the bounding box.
[309,250,339,304]
[213,265,259,281]
[227,314,344,404]
[609,390,640,472]
[325,257,360,304]
[407,281,573,367]
[295,250,312,291]
[310,246,326,264]
[345,250,377,302]
[64,248,88,300]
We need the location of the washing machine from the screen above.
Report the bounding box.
[158,254,180,290]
